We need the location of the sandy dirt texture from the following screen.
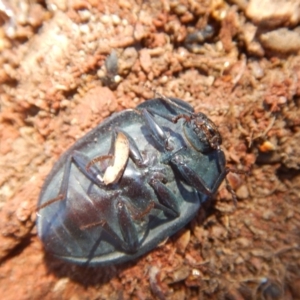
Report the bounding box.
[0,0,300,299]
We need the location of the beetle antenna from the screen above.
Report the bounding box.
[143,83,193,114]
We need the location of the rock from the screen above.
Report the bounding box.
[246,0,300,27]
[259,28,300,53]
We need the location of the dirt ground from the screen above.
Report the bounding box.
[0,0,300,299]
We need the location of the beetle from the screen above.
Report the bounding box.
[37,96,232,266]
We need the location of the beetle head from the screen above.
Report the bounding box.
[183,112,222,152]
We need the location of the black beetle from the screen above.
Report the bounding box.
[37,97,230,265]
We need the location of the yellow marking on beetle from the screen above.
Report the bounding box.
[103,131,130,185]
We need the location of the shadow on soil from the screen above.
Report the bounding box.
[43,252,138,287]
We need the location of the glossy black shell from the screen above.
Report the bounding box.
[37,98,225,265]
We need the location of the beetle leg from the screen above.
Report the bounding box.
[116,197,140,252]
[115,197,158,253]
[116,129,146,167]
[172,114,191,124]
[73,150,107,185]
[171,153,226,197]
[130,201,155,220]
[85,155,114,184]
[37,194,64,211]
[86,128,145,177]
[224,167,250,205]
[37,156,73,210]
[141,109,173,151]
[149,178,180,217]
[161,146,186,164]
[80,218,136,254]
[73,191,141,253]
[73,133,127,186]
[78,131,130,185]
